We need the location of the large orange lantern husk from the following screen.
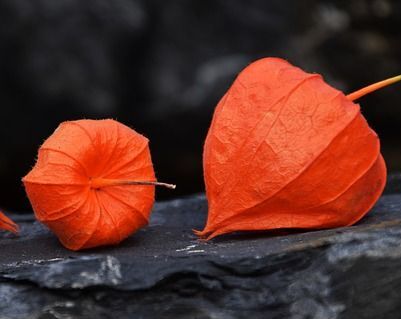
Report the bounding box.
[197,57,399,240]
[23,119,174,250]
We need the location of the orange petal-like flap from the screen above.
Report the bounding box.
[0,210,19,234]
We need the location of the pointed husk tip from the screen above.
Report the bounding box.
[0,211,19,235]
[193,227,217,240]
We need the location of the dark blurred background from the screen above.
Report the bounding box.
[0,0,400,211]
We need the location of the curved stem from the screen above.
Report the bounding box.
[90,178,176,190]
[347,75,401,101]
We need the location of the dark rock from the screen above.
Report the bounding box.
[386,173,401,194]
[1,190,401,318]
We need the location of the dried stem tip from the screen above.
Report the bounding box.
[90,178,176,190]
[347,75,401,101]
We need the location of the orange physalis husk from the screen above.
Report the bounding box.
[23,119,175,251]
[0,210,19,234]
[196,57,400,240]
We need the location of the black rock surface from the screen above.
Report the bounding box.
[1,179,401,318]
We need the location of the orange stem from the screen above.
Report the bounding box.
[90,178,176,190]
[347,75,401,101]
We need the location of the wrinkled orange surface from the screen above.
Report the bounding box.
[197,57,386,239]
[23,119,156,250]
[0,210,18,234]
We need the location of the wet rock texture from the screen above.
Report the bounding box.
[1,177,401,319]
